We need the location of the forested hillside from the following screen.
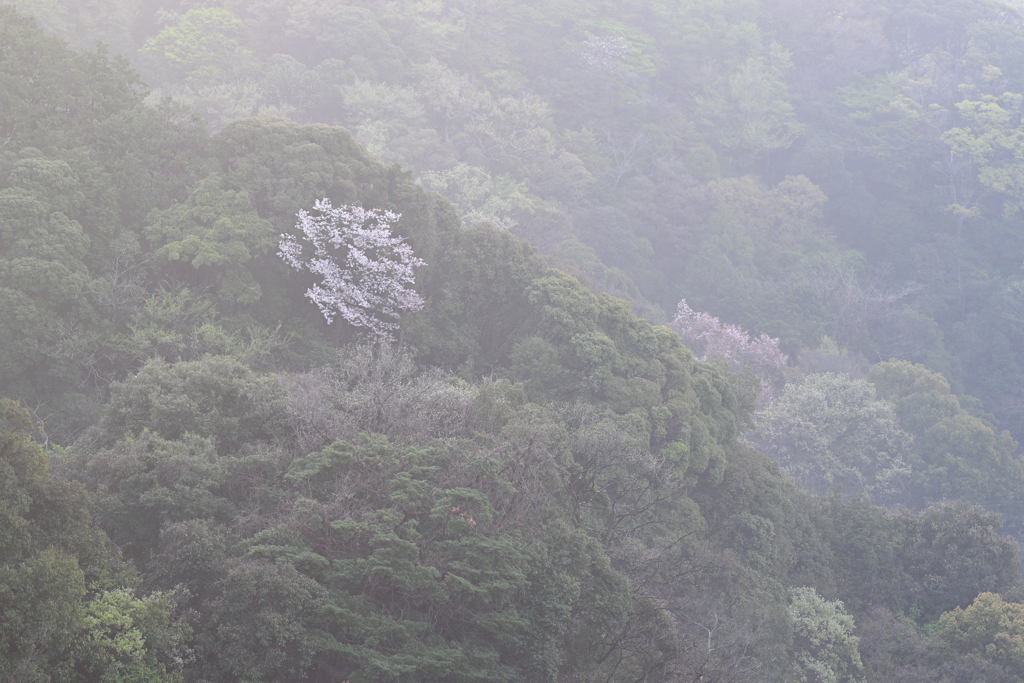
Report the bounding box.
[5,1,1024,681]
[14,0,1024,435]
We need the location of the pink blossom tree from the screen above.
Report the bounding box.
[278,199,425,339]
[670,299,788,405]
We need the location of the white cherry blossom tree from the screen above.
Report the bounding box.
[278,199,425,339]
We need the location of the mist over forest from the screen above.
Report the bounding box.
[7,0,1024,680]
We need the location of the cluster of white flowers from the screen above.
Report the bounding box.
[670,299,788,402]
[578,32,630,70]
[279,199,425,338]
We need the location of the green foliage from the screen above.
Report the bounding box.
[142,8,256,87]
[745,373,912,503]
[199,560,325,683]
[0,546,85,683]
[708,175,831,271]
[787,586,864,683]
[803,493,1023,624]
[94,355,286,455]
[55,339,810,682]
[8,0,137,53]
[0,6,145,151]
[857,604,1020,682]
[413,224,546,372]
[695,42,806,167]
[77,588,190,683]
[9,0,1024,451]
[144,174,274,308]
[869,360,1024,531]
[0,153,96,402]
[867,359,952,401]
[279,3,405,80]
[122,286,288,366]
[0,399,183,683]
[7,6,1024,680]
[952,279,1024,440]
[943,91,1024,220]
[940,592,1024,676]
[65,431,234,563]
[222,430,634,683]
[896,502,1021,622]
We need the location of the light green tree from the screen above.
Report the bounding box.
[0,400,185,682]
[0,155,97,401]
[414,58,486,143]
[744,373,912,503]
[788,587,865,683]
[419,163,527,230]
[696,42,805,167]
[869,360,1024,525]
[336,78,426,162]
[142,8,257,87]
[9,0,139,53]
[708,174,831,270]
[940,87,1024,233]
[78,588,190,683]
[940,592,1024,676]
[143,175,274,309]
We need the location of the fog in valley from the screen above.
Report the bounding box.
[4,0,1024,680]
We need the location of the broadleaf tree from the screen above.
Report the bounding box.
[670,298,788,406]
[278,199,426,339]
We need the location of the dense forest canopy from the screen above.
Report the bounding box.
[5,0,1024,680]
